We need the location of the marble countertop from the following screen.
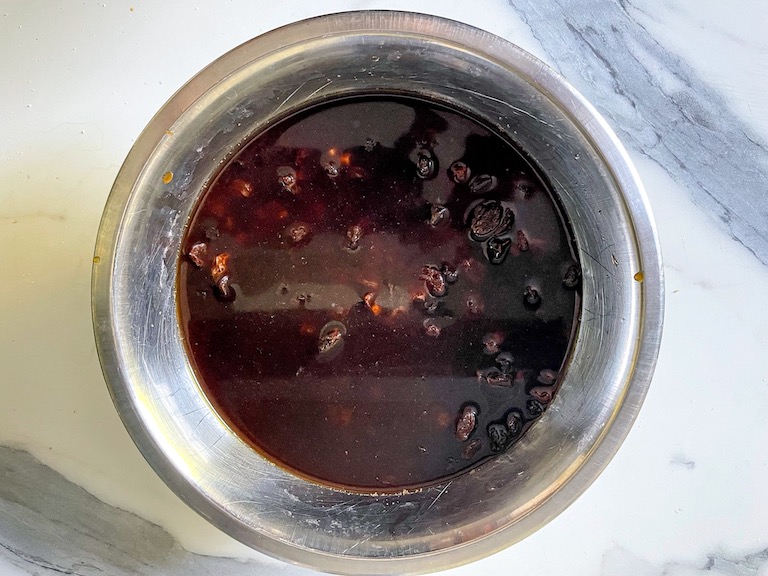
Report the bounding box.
[2,1,767,575]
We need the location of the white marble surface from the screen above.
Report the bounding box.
[1,1,768,575]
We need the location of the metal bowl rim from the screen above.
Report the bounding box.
[92,10,664,575]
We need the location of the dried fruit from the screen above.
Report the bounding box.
[414,149,436,179]
[188,241,208,268]
[448,161,471,183]
[423,319,441,338]
[317,321,347,362]
[455,405,478,442]
[468,200,503,241]
[441,262,458,284]
[469,174,497,194]
[429,204,449,227]
[563,264,581,289]
[277,166,299,195]
[214,275,235,302]
[537,369,558,385]
[211,253,230,283]
[488,423,509,452]
[323,160,340,178]
[477,368,512,387]
[422,298,440,315]
[346,225,363,251]
[517,230,529,252]
[461,439,482,460]
[506,410,523,437]
[287,222,310,243]
[523,286,542,310]
[527,399,544,417]
[231,178,253,197]
[482,332,504,355]
[486,236,512,265]
[495,352,515,374]
[464,291,484,315]
[530,386,553,404]
[420,265,447,297]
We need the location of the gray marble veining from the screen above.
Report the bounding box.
[507,0,768,264]
[0,447,309,576]
[3,446,766,575]
[600,545,768,575]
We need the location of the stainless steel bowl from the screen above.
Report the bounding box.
[92,11,663,574]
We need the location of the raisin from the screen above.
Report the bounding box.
[187,242,208,268]
[455,405,478,442]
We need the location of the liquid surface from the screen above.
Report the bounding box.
[178,97,580,491]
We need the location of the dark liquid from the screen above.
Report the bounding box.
[178,97,580,492]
